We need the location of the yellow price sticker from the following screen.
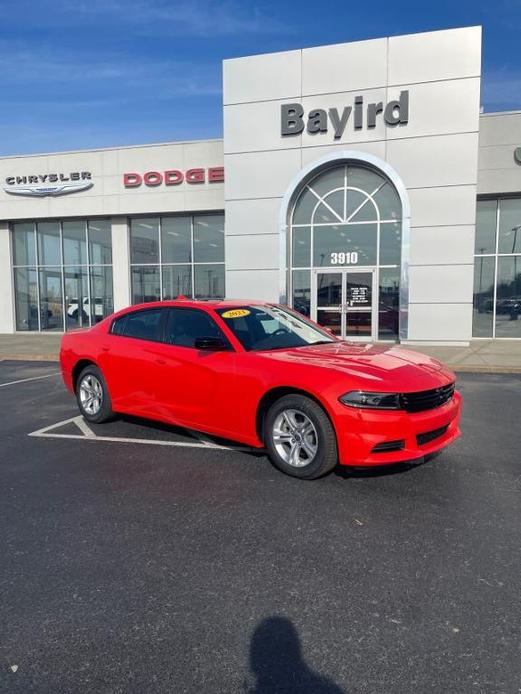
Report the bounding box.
[221,309,251,319]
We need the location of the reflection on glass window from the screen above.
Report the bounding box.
[379,222,401,266]
[12,218,114,332]
[314,191,344,223]
[194,264,225,299]
[63,221,87,265]
[293,188,318,225]
[495,256,521,338]
[89,220,112,264]
[129,213,225,304]
[289,163,402,341]
[13,223,36,266]
[345,189,371,221]
[131,266,161,304]
[313,224,377,267]
[162,217,191,264]
[193,214,225,263]
[473,197,521,338]
[378,268,400,340]
[472,256,495,338]
[64,267,90,329]
[475,200,497,254]
[14,268,38,331]
[309,167,345,198]
[130,218,160,263]
[37,222,61,266]
[373,183,401,221]
[90,266,114,324]
[498,198,521,254]
[39,268,63,331]
[292,227,310,268]
[162,265,192,300]
[292,270,311,317]
[345,167,384,195]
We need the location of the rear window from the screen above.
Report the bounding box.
[111,309,164,342]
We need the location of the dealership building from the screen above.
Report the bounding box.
[1,25,520,344]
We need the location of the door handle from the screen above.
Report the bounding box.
[101,346,110,352]
[156,358,166,365]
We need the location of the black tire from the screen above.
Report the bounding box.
[75,364,114,423]
[264,394,338,479]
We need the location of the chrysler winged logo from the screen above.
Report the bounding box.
[2,172,93,197]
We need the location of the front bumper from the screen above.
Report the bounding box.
[334,391,462,466]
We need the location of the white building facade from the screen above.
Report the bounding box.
[1,26,520,344]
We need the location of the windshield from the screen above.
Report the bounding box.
[216,305,336,351]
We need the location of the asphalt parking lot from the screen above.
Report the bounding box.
[1,360,520,694]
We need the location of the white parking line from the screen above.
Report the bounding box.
[28,415,254,453]
[74,416,96,438]
[0,371,61,388]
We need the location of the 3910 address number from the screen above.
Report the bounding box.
[330,252,359,265]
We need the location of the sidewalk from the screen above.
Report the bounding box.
[0,333,520,373]
[0,334,62,362]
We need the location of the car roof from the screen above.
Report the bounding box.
[114,298,273,317]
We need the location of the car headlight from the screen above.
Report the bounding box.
[339,391,402,410]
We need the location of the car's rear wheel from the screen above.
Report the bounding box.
[265,394,338,479]
[76,365,113,423]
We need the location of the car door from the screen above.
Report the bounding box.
[99,307,167,416]
[146,307,238,434]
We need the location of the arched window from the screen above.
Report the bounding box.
[288,163,402,341]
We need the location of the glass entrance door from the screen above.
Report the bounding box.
[312,269,377,341]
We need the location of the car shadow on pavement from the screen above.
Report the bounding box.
[334,459,429,479]
[246,616,346,693]
[110,413,266,453]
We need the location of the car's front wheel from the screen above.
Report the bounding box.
[76,365,114,423]
[265,394,338,479]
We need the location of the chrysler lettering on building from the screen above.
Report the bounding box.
[3,172,93,197]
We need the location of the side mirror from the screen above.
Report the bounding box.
[194,336,227,351]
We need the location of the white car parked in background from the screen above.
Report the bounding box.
[66,298,104,322]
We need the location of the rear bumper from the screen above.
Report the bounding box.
[59,349,75,394]
[335,391,462,466]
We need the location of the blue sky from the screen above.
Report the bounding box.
[1,0,520,156]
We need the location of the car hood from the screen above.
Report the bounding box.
[259,342,455,391]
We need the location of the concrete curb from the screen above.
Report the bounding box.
[450,365,521,374]
[0,354,59,362]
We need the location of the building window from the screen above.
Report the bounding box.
[473,198,521,339]
[12,219,114,332]
[288,164,402,341]
[129,213,225,304]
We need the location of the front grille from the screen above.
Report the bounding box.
[372,440,405,453]
[401,383,455,413]
[417,424,449,446]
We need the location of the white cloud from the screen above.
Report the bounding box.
[62,0,290,36]
[0,41,221,99]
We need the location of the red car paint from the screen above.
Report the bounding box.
[60,299,462,467]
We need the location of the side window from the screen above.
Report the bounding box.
[111,315,127,335]
[119,309,164,341]
[165,308,225,348]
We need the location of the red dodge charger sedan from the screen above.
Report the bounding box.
[60,299,462,479]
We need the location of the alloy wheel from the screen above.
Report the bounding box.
[79,374,103,415]
[272,408,318,467]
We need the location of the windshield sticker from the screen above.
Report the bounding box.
[221,309,251,319]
